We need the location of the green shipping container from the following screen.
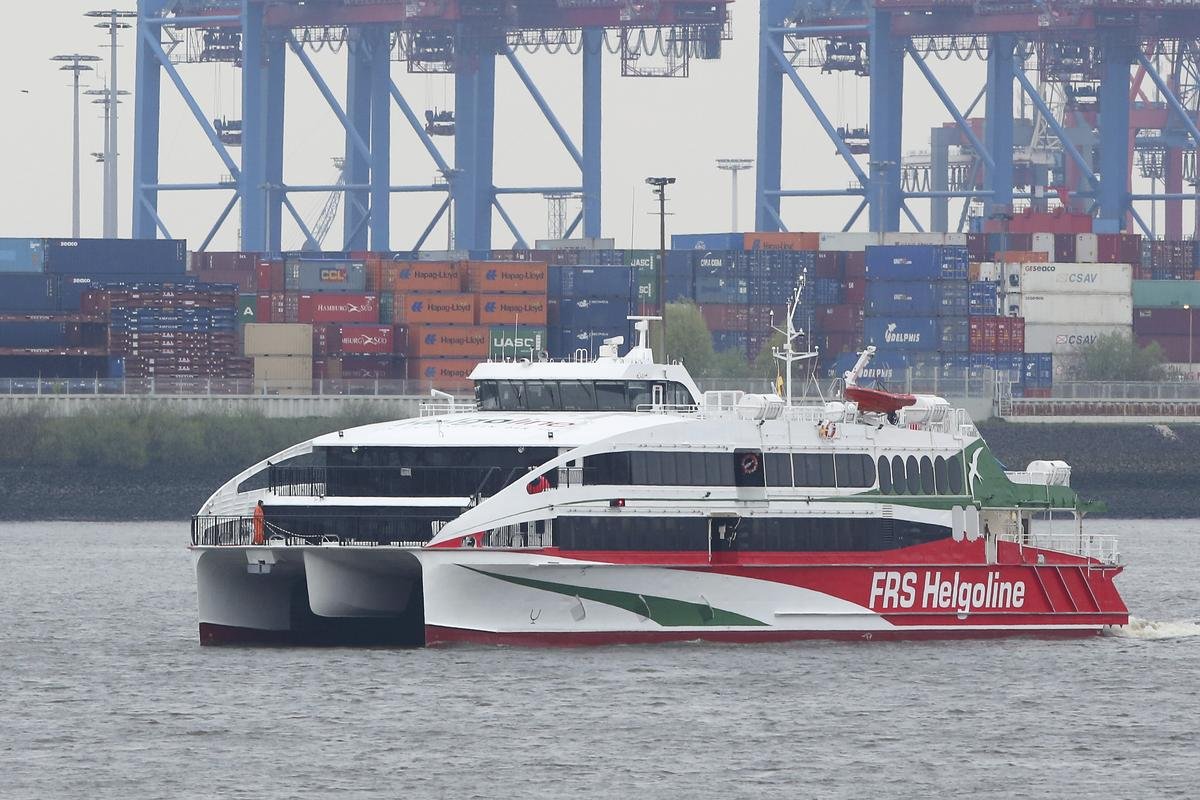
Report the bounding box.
[237,295,257,325]
[380,292,394,324]
[626,250,661,305]
[489,325,546,358]
[1133,280,1200,309]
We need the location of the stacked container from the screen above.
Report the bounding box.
[244,322,312,394]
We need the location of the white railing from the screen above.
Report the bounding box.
[419,401,479,417]
[999,532,1120,566]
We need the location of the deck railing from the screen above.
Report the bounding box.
[998,532,1120,566]
[267,464,532,498]
[191,514,446,547]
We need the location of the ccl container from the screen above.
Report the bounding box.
[1018,293,1132,325]
[864,245,969,281]
[1133,308,1197,336]
[1023,323,1132,354]
[475,294,548,326]
[461,261,547,294]
[0,238,46,273]
[829,351,909,383]
[864,316,939,351]
[285,260,367,293]
[489,325,546,358]
[407,358,480,386]
[554,266,633,299]
[671,233,744,251]
[1018,262,1132,295]
[1132,280,1200,308]
[334,324,394,354]
[400,325,489,358]
[43,238,187,275]
[391,293,473,325]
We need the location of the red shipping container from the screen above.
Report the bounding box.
[812,252,843,278]
[969,316,999,353]
[256,260,284,292]
[311,323,336,356]
[996,318,1012,353]
[336,324,394,354]
[390,262,461,293]
[475,294,548,326]
[462,261,548,293]
[843,251,866,279]
[407,357,479,386]
[338,355,405,379]
[842,279,865,304]
[1136,334,1196,363]
[815,304,864,333]
[1009,317,1025,353]
[1053,233,1076,263]
[746,305,786,329]
[401,324,490,358]
[701,304,750,331]
[1134,308,1193,336]
[967,233,988,261]
[392,293,474,324]
[298,293,380,323]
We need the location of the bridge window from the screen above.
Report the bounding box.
[732,517,950,552]
[475,379,696,412]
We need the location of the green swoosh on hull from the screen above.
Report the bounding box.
[464,567,767,627]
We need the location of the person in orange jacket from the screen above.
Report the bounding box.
[252,500,266,545]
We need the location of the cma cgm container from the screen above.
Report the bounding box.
[0,238,46,272]
[285,260,367,293]
[864,245,969,281]
[402,325,489,358]
[864,317,939,352]
[1017,263,1132,295]
[44,238,186,275]
[392,293,474,325]
[1018,293,1132,325]
[489,325,546,358]
[475,294,548,326]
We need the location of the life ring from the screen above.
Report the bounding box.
[462,535,477,548]
[740,452,760,475]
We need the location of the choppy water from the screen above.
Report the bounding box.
[2,519,1198,799]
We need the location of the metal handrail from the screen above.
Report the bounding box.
[190,513,450,547]
[267,464,552,498]
[998,531,1120,566]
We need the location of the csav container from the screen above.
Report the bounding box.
[1022,323,1132,354]
[1017,262,1132,295]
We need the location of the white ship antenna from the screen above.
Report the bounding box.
[626,315,662,363]
[770,271,818,406]
[843,345,876,388]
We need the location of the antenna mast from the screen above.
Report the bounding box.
[771,272,818,406]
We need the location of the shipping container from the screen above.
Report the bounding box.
[295,293,379,324]
[814,304,864,333]
[1074,233,1098,264]
[1132,280,1200,308]
[864,245,969,281]
[744,232,819,251]
[552,325,630,358]
[255,260,284,292]
[488,325,547,359]
[43,238,187,275]
[0,274,57,311]
[253,355,312,387]
[554,296,632,328]
[695,274,749,304]
[939,317,969,353]
[237,295,257,325]
[391,293,473,325]
[554,265,634,299]
[881,232,967,246]
[334,324,394,354]
[818,232,882,252]
[461,260,547,294]
[243,323,314,356]
[1018,293,1132,325]
[399,325,489,358]
[0,238,46,273]
[1133,307,1197,336]
[475,294,548,326]
[829,351,909,383]
[864,316,939,351]
[1031,232,1056,261]
[284,260,367,293]
[701,304,751,331]
[1023,323,1132,354]
[1017,262,1132,295]
[671,233,744,251]
[1134,334,1196,363]
[407,358,480,386]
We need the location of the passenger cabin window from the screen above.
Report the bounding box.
[582,451,875,489]
[475,380,696,412]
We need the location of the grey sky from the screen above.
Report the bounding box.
[3,2,1032,250]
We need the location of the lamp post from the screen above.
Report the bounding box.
[52,54,102,237]
[86,10,137,238]
[645,176,675,359]
[715,158,753,232]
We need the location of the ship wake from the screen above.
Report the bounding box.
[1105,616,1200,640]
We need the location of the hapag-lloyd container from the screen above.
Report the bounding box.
[488,325,547,358]
[392,293,473,324]
[335,324,394,354]
[744,232,820,251]
[300,293,380,323]
[461,261,548,293]
[864,316,939,351]
[407,357,481,385]
[1023,323,1132,354]
[1018,262,1132,295]
[475,294,548,326]
[1018,293,1132,325]
[400,325,489,358]
[376,261,460,293]
[285,260,367,293]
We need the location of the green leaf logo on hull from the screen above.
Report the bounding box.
[465,567,767,627]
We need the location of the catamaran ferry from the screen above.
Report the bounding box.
[191,317,1128,646]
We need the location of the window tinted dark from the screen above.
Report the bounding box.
[948,454,965,494]
[766,453,792,487]
[906,456,922,495]
[556,516,709,551]
[474,380,696,411]
[891,456,906,495]
[730,517,950,552]
[877,456,892,494]
[934,456,949,494]
[920,456,935,494]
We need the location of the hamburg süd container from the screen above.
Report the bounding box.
[1017,293,1132,325]
[334,324,394,354]
[1017,262,1132,295]
[298,293,380,324]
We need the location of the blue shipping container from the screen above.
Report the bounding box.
[44,238,187,276]
[671,233,744,251]
[0,322,68,348]
[692,251,747,277]
[938,317,970,353]
[968,281,999,315]
[0,274,57,312]
[711,330,749,353]
[865,281,939,316]
[107,356,125,379]
[554,296,632,328]
[864,316,939,352]
[555,266,634,299]
[695,275,749,304]
[829,351,910,383]
[864,245,969,281]
[552,326,630,358]
[940,354,971,373]
[812,278,843,306]
[0,238,46,273]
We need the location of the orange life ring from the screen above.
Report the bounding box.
[740,452,760,475]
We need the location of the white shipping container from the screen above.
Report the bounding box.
[1018,262,1132,295]
[1052,353,1078,381]
[818,232,882,252]
[1031,232,1055,261]
[1001,288,1022,317]
[244,323,314,357]
[1023,323,1132,354]
[1019,293,1132,325]
[1075,233,1098,263]
[880,232,968,246]
[972,262,1001,282]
